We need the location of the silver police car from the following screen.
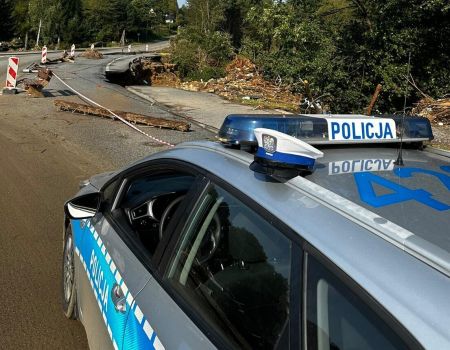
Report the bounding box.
[62,114,450,349]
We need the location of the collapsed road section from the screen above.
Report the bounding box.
[105,54,176,86]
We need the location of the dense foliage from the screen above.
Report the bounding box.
[171,0,450,113]
[0,0,178,46]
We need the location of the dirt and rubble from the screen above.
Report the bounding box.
[412,97,450,150]
[79,49,104,59]
[130,55,179,86]
[413,97,450,126]
[179,57,302,111]
[17,67,53,97]
[130,56,302,111]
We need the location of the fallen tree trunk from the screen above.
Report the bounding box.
[366,84,382,115]
[53,100,190,132]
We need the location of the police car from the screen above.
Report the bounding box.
[63,114,450,350]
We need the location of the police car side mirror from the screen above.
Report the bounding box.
[65,193,101,219]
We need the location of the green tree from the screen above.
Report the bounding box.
[171,0,234,80]
[0,0,15,41]
[331,0,450,111]
[28,0,64,45]
[82,0,127,42]
[12,0,31,38]
[60,0,84,44]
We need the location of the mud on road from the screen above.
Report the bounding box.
[0,97,97,348]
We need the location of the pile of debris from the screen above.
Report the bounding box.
[130,56,179,86]
[80,49,104,59]
[18,68,53,97]
[413,97,450,125]
[179,56,301,111]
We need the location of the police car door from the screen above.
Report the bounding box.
[73,175,157,350]
[102,162,205,349]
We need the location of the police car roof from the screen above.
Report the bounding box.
[143,140,450,348]
[164,140,450,272]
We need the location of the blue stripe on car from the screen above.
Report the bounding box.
[71,219,165,350]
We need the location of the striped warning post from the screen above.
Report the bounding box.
[70,44,75,57]
[41,46,47,64]
[5,57,19,88]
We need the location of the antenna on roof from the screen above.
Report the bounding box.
[394,52,411,166]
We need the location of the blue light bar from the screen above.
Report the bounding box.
[217,114,433,146]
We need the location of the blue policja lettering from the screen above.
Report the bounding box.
[331,122,340,140]
[366,122,374,139]
[364,159,374,171]
[342,161,350,173]
[90,250,109,312]
[384,123,394,138]
[342,123,351,139]
[354,172,450,211]
[352,159,361,172]
[394,167,450,190]
[331,121,394,140]
[375,122,383,138]
[383,159,393,169]
[352,123,361,139]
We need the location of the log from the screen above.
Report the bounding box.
[366,84,382,115]
[53,100,190,132]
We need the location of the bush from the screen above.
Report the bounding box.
[171,29,233,80]
[186,66,225,82]
[170,37,200,77]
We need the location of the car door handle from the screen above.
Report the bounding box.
[111,283,127,314]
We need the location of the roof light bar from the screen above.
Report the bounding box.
[217,114,433,146]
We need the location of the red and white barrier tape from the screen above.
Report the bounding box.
[52,72,175,147]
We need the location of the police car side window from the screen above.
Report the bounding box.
[305,254,411,350]
[113,170,196,256]
[166,184,292,349]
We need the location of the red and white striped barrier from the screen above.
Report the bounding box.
[41,46,47,64]
[5,57,19,88]
[71,44,75,57]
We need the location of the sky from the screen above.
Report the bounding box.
[177,0,187,7]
